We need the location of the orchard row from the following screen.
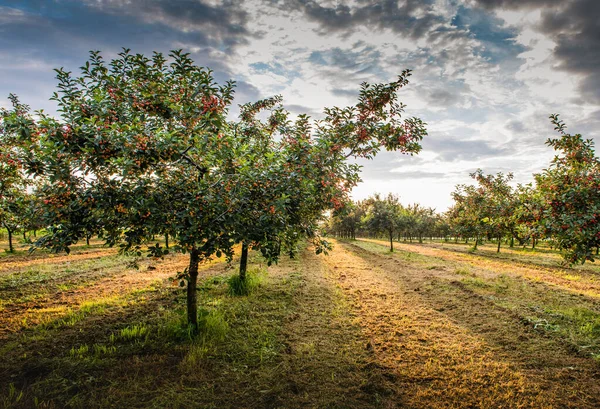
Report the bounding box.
[0,49,426,330]
[329,115,600,265]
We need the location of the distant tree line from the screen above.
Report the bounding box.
[328,115,600,265]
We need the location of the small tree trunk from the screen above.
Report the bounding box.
[165,233,169,249]
[33,230,37,238]
[532,238,536,249]
[187,248,200,332]
[389,231,394,252]
[86,234,90,246]
[7,228,14,253]
[497,236,501,253]
[474,236,479,250]
[239,242,249,281]
[596,247,599,255]
[510,235,514,248]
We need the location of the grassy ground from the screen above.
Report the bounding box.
[1,236,600,408]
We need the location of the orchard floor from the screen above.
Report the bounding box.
[1,236,600,408]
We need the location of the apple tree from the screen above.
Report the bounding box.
[7,49,427,331]
[535,115,600,264]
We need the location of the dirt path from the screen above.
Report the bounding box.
[323,239,600,408]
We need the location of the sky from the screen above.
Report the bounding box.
[1,0,599,211]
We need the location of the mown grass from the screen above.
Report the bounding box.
[0,246,306,409]
[0,238,388,409]
[429,239,600,274]
[4,233,600,407]
[353,237,600,361]
[459,272,600,358]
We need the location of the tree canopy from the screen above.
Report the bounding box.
[1,49,427,330]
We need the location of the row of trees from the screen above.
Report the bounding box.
[448,115,600,264]
[0,49,426,330]
[328,194,440,251]
[329,115,600,265]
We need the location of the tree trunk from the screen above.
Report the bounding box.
[86,233,90,246]
[187,248,200,332]
[239,242,249,281]
[165,233,169,249]
[532,238,536,249]
[23,230,27,241]
[33,230,36,238]
[497,235,501,253]
[389,231,394,252]
[474,236,479,250]
[7,228,14,253]
[510,235,514,248]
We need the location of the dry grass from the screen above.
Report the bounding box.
[362,238,600,298]
[2,234,600,408]
[345,238,600,407]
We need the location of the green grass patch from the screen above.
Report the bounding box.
[462,277,491,288]
[454,267,473,276]
[119,323,151,342]
[549,306,600,339]
[227,267,265,296]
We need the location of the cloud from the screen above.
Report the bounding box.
[1,0,597,212]
[423,88,465,108]
[424,136,513,162]
[0,2,257,113]
[472,0,600,104]
[82,0,252,49]
[470,0,561,10]
[287,0,444,40]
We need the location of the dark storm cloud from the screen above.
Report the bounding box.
[472,0,600,104]
[286,0,442,39]
[471,0,561,9]
[0,1,252,65]
[82,0,252,49]
[540,0,600,104]
[0,1,254,111]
